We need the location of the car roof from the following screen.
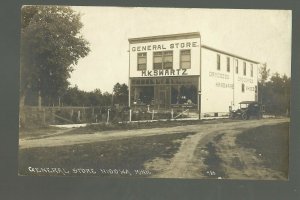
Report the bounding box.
[239,101,258,104]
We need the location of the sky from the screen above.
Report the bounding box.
[70,6,291,92]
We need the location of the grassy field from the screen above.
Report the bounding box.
[19,131,196,177]
[235,122,289,176]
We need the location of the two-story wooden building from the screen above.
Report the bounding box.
[128,32,259,118]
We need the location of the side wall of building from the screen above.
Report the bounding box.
[201,47,258,114]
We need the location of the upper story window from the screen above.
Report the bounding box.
[180,50,191,69]
[217,54,221,70]
[235,59,238,74]
[137,52,147,70]
[251,64,253,77]
[243,62,247,76]
[163,51,173,69]
[227,57,230,72]
[153,51,173,70]
[242,83,245,92]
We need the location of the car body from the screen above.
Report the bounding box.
[229,101,264,120]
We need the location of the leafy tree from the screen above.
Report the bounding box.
[102,92,113,106]
[20,6,90,107]
[258,63,270,104]
[113,83,129,105]
[88,89,103,106]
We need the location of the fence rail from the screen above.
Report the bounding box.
[20,105,201,128]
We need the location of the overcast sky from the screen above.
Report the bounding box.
[70,6,291,92]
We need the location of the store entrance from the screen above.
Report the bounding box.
[159,90,166,108]
[155,86,170,109]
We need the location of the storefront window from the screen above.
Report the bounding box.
[132,86,154,105]
[131,77,198,108]
[171,85,197,105]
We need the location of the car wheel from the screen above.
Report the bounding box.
[242,113,248,120]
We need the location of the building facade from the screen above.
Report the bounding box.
[128,32,259,118]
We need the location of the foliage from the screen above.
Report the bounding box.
[60,82,129,107]
[258,63,270,85]
[20,5,90,105]
[258,65,290,115]
[113,83,129,105]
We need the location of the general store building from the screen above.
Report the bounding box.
[128,32,259,118]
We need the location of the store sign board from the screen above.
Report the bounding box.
[131,42,199,52]
[141,69,188,77]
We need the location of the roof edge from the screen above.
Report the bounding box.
[128,32,200,44]
[202,44,260,64]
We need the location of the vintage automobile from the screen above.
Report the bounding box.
[229,101,264,120]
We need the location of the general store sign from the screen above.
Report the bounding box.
[131,42,199,52]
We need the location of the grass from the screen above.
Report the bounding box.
[19,126,62,139]
[19,131,196,177]
[66,119,234,135]
[235,122,289,176]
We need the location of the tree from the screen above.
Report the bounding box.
[20,6,90,107]
[258,63,270,104]
[113,83,129,105]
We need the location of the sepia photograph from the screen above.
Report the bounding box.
[18,6,291,180]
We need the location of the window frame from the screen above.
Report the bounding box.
[217,54,221,70]
[242,83,245,93]
[180,49,191,69]
[243,61,247,76]
[251,64,253,77]
[153,50,173,70]
[137,52,147,71]
[227,57,230,72]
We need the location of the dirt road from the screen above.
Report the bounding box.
[19,118,289,179]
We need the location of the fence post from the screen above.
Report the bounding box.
[129,109,132,122]
[171,109,174,119]
[77,110,81,122]
[43,108,46,125]
[152,110,154,120]
[107,109,110,124]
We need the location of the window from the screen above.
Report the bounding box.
[163,51,173,69]
[243,62,247,76]
[242,83,245,92]
[153,51,173,69]
[217,54,221,70]
[235,59,238,74]
[153,52,163,69]
[137,52,147,70]
[227,57,230,72]
[251,64,253,77]
[180,50,191,69]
